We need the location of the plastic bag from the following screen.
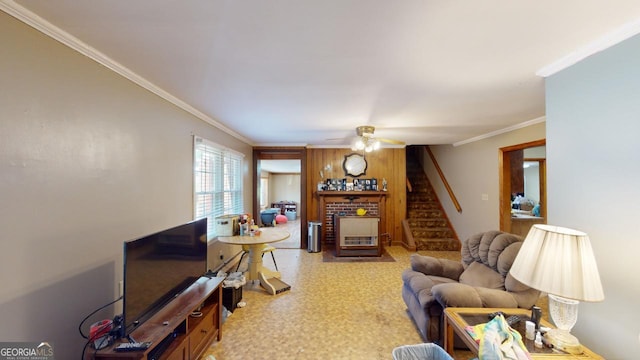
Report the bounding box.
[222,271,246,289]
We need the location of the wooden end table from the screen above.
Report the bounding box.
[443,307,603,360]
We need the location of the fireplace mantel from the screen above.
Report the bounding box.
[316,191,387,246]
[316,191,386,199]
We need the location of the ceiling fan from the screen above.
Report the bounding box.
[350,125,405,152]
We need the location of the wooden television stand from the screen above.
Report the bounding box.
[87,276,223,360]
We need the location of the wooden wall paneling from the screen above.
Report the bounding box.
[305,148,406,248]
[510,149,524,195]
[390,149,407,245]
[306,149,320,226]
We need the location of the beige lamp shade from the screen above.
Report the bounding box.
[510,224,604,302]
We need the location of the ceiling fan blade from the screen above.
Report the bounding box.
[377,137,405,145]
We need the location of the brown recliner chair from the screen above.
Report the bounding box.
[401,230,540,344]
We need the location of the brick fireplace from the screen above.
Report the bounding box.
[317,191,387,245]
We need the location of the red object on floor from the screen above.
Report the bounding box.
[276,214,288,224]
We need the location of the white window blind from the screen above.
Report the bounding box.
[193,136,244,239]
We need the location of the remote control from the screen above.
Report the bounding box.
[488,311,505,320]
[114,341,152,352]
[506,315,521,326]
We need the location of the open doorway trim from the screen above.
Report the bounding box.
[253,147,307,249]
[499,139,546,234]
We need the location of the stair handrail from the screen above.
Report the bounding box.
[406,178,413,192]
[401,219,417,251]
[425,146,462,213]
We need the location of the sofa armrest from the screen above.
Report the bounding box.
[505,273,541,309]
[410,254,464,280]
[473,287,519,308]
[432,283,483,308]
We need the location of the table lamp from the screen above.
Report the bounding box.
[510,224,604,354]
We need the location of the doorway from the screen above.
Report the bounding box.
[260,159,302,248]
[499,140,546,237]
[253,147,307,249]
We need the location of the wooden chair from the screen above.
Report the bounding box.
[235,244,278,272]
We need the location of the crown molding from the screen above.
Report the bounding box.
[537,18,640,77]
[453,116,546,147]
[0,0,253,146]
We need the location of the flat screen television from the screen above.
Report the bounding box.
[122,218,208,337]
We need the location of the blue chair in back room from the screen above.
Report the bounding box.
[260,209,279,227]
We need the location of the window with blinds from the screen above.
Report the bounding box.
[193,136,244,239]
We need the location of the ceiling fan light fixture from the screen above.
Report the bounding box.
[356,136,379,152]
[356,125,376,137]
[346,125,403,152]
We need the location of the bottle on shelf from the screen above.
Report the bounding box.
[249,219,256,236]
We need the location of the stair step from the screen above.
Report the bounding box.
[415,238,460,251]
[407,218,449,228]
[411,227,454,239]
[409,188,435,193]
[406,149,459,251]
[408,207,442,216]
[408,196,438,204]
[407,201,441,208]
[408,189,436,195]
[407,209,444,218]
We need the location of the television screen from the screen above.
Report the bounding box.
[122,218,207,336]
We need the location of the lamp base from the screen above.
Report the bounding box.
[543,329,583,355]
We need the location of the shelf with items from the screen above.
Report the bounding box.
[270,201,297,215]
[318,178,382,191]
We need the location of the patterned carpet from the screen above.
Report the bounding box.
[202,246,480,360]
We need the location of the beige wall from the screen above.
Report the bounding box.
[420,122,546,241]
[0,12,251,358]
[270,173,301,213]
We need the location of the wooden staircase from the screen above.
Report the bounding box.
[406,154,460,251]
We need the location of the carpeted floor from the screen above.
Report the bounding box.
[203,245,549,360]
[270,218,302,249]
[202,246,478,360]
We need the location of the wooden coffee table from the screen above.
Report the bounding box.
[443,307,603,359]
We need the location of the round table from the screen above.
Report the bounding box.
[218,227,290,295]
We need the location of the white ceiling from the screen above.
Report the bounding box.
[5,1,640,146]
[261,159,301,174]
